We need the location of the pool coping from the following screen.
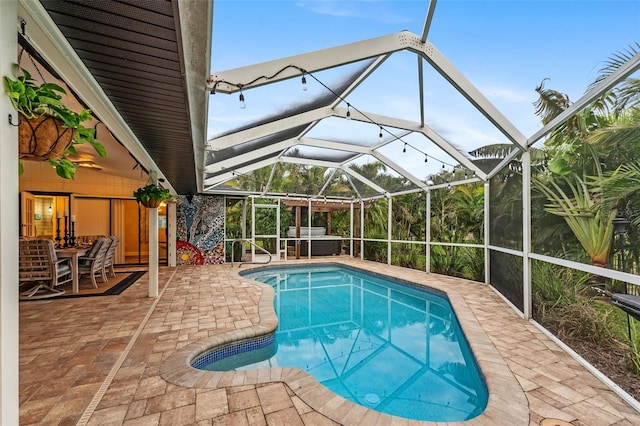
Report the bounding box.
[160,260,529,425]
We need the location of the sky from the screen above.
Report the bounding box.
[207,0,640,182]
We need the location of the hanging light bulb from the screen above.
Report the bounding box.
[301,74,308,91]
[403,143,407,153]
[239,91,246,109]
[442,163,445,170]
[379,126,383,139]
[346,104,351,120]
[48,205,52,212]
[424,155,428,163]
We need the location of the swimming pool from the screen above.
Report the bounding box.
[197,264,488,422]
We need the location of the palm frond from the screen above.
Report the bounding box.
[534,78,570,124]
[469,143,515,159]
[588,43,640,91]
[592,163,640,213]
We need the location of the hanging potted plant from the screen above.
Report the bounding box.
[133,182,172,208]
[4,67,106,179]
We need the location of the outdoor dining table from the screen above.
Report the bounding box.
[55,247,88,294]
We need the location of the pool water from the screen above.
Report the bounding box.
[203,264,488,422]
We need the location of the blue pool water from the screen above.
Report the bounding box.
[199,264,488,422]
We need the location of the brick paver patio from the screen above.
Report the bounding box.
[19,259,640,425]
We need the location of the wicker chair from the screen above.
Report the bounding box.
[77,237,111,288]
[19,239,72,299]
[103,236,119,279]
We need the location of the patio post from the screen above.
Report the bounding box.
[0,1,20,423]
[484,181,490,284]
[148,171,159,297]
[167,201,176,267]
[426,189,431,273]
[522,151,532,319]
[350,201,353,257]
[387,194,392,265]
[307,198,311,259]
[360,200,364,260]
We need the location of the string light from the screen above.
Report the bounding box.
[398,139,456,170]
[239,91,246,109]
[211,65,464,172]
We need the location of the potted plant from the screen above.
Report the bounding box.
[4,67,106,179]
[133,183,172,208]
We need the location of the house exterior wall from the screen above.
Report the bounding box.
[19,161,146,197]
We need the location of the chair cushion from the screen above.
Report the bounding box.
[56,264,71,276]
[88,238,108,257]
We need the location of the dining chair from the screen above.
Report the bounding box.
[19,239,72,299]
[77,237,111,288]
[103,236,120,279]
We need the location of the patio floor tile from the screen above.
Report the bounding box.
[18,261,640,425]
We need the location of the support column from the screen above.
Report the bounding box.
[149,207,159,297]
[148,171,159,297]
[387,195,392,265]
[241,199,247,240]
[1,2,20,423]
[522,151,532,319]
[484,182,490,284]
[426,190,431,273]
[307,198,312,259]
[360,200,364,260]
[167,201,176,267]
[295,206,301,259]
[251,197,255,261]
[349,202,354,257]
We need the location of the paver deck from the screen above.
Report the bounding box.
[19,259,640,425]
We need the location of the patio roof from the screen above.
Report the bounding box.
[22,0,212,195]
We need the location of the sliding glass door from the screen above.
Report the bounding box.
[21,193,168,266]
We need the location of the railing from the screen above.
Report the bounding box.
[230,239,272,267]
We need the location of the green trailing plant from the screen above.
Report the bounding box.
[133,183,171,207]
[4,67,106,179]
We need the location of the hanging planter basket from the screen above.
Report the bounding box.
[134,182,171,208]
[18,113,75,161]
[140,199,161,208]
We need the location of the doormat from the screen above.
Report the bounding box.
[20,271,147,300]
